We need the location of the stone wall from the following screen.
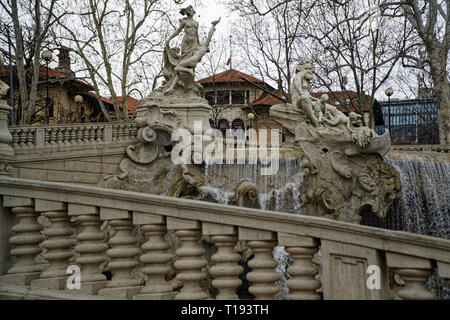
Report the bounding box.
[8,121,137,186]
[12,153,124,186]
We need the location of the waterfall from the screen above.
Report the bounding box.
[387,160,450,300]
[381,160,450,239]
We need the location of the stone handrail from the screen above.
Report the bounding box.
[9,122,137,149]
[391,144,450,153]
[0,176,449,300]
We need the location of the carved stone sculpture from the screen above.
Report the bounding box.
[99,7,220,197]
[232,179,260,209]
[270,62,401,223]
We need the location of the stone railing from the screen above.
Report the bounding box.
[0,176,449,300]
[9,122,137,150]
[391,144,450,153]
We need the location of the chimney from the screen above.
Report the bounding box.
[55,46,75,77]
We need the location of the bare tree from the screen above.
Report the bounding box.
[0,0,66,124]
[228,0,309,99]
[383,0,450,144]
[302,0,413,127]
[54,0,171,121]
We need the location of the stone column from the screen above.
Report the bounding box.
[278,233,321,300]
[239,227,279,300]
[0,196,43,285]
[67,204,107,295]
[386,252,436,300]
[203,222,242,300]
[98,208,141,299]
[31,200,75,290]
[167,217,208,300]
[133,212,175,300]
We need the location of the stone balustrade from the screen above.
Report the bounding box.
[9,122,137,150]
[0,176,449,300]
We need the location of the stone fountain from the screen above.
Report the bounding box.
[100,10,402,227]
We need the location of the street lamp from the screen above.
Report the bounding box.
[74,95,83,122]
[41,50,52,124]
[385,87,394,136]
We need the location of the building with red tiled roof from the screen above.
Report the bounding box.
[87,93,138,117]
[198,69,266,85]
[197,68,383,140]
[1,47,139,124]
[197,69,284,143]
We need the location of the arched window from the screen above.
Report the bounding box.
[231,118,244,130]
[218,119,230,135]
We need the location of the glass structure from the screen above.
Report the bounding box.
[375,99,439,144]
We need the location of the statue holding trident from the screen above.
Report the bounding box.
[163,5,220,95]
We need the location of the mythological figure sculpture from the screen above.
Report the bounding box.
[270,61,399,223]
[163,6,220,94]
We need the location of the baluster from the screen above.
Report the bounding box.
[56,127,64,145]
[204,223,242,300]
[63,127,71,145]
[68,204,107,295]
[123,124,130,140]
[112,125,118,142]
[167,217,208,300]
[18,129,27,148]
[133,213,175,300]
[31,200,75,290]
[98,208,141,299]
[11,129,19,148]
[48,128,57,146]
[76,127,83,144]
[96,126,103,143]
[69,127,77,145]
[278,233,321,300]
[83,126,91,144]
[117,124,124,141]
[90,125,97,143]
[0,197,43,285]
[386,252,435,300]
[130,124,137,139]
[26,128,34,147]
[239,227,279,300]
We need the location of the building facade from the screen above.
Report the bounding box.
[375,99,439,144]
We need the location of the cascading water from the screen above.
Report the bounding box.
[362,159,450,300]
[202,157,449,299]
[362,160,449,239]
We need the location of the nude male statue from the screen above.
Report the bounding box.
[289,61,320,127]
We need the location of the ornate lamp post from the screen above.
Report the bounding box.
[41,50,52,124]
[385,87,394,136]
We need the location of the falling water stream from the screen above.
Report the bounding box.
[200,157,449,299]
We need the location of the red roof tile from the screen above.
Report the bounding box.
[1,65,93,89]
[250,90,284,106]
[198,69,265,84]
[88,92,138,114]
[311,90,372,112]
